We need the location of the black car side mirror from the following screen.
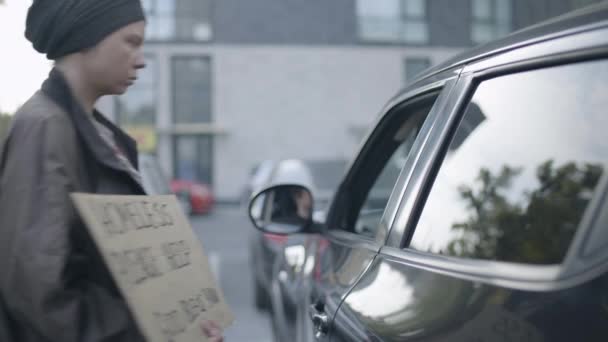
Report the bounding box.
[248,184,314,235]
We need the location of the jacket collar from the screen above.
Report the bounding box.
[41,68,144,192]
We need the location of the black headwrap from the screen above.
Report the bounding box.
[25,0,145,60]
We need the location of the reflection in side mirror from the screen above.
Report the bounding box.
[248,185,314,235]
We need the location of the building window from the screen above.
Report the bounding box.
[471,0,512,45]
[115,55,158,153]
[172,57,212,124]
[357,0,429,44]
[173,135,213,185]
[405,57,431,83]
[142,0,212,41]
[171,56,213,185]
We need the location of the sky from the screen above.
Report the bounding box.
[0,0,51,114]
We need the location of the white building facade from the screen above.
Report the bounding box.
[98,0,597,202]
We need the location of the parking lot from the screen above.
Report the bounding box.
[191,205,273,341]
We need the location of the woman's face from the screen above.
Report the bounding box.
[294,189,312,219]
[81,21,146,95]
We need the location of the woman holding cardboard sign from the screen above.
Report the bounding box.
[0,1,223,341]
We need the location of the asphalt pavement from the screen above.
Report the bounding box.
[191,205,274,341]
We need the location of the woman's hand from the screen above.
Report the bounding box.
[201,320,224,342]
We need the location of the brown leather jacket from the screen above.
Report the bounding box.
[0,69,146,341]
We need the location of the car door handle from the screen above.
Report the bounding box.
[309,302,329,339]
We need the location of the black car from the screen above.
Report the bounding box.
[249,4,608,341]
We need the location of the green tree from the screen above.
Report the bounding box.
[447,160,603,264]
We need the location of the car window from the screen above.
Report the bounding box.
[409,59,608,264]
[354,119,422,237]
[332,93,439,239]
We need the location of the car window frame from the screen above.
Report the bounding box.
[323,71,460,247]
[382,28,608,291]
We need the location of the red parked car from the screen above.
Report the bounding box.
[170,179,214,215]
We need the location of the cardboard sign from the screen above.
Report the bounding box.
[71,194,234,342]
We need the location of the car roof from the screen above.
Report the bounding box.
[408,2,608,87]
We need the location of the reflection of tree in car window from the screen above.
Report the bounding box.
[411,60,608,264]
[445,160,602,264]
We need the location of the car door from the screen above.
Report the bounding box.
[334,28,608,341]
[305,70,461,342]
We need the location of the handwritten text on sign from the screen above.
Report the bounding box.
[72,194,234,342]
